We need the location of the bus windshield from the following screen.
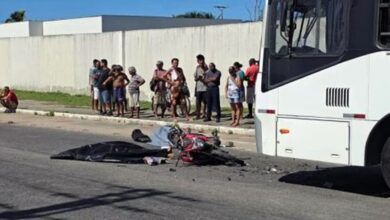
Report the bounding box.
[269,0,348,57]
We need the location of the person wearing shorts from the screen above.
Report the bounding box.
[225,67,242,127]
[113,87,124,103]
[233,62,246,119]
[128,66,145,118]
[90,59,101,113]
[152,61,168,119]
[104,65,129,117]
[97,59,112,115]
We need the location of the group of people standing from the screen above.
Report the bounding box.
[89,54,259,127]
[89,59,145,118]
[225,58,259,126]
[194,56,258,126]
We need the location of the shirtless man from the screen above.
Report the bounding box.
[152,61,168,119]
[104,66,129,117]
[167,58,190,121]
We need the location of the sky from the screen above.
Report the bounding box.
[0,0,264,22]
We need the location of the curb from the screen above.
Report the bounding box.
[5,108,255,136]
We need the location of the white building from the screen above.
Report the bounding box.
[0,15,241,38]
[0,21,43,38]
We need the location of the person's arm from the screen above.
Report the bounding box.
[235,77,242,87]
[138,76,146,86]
[166,69,173,84]
[194,68,201,82]
[123,74,130,86]
[180,69,186,83]
[244,70,249,81]
[206,73,219,83]
[102,76,112,86]
[1,92,11,101]
[225,77,229,98]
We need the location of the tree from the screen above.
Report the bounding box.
[174,11,215,19]
[5,10,25,23]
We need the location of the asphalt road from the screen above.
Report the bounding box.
[0,115,390,220]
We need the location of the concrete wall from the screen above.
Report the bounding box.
[43,17,103,36]
[0,21,43,38]
[102,15,241,32]
[124,22,262,104]
[0,32,122,93]
[0,22,262,106]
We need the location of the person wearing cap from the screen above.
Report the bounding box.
[233,62,245,119]
[127,66,144,118]
[244,58,259,118]
[152,61,168,119]
[0,86,18,113]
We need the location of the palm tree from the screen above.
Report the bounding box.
[174,11,215,19]
[5,11,26,23]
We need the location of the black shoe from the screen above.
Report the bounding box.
[244,114,254,119]
[216,118,220,123]
[203,118,211,122]
[106,111,113,116]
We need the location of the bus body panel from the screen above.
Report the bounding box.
[276,117,350,164]
[350,120,377,166]
[256,113,277,156]
[277,55,370,120]
[368,51,390,120]
[256,51,390,165]
[255,0,390,166]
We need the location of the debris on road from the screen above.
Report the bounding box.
[144,157,166,166]
[134,125,246,167]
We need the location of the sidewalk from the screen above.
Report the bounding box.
[15,100,256,136]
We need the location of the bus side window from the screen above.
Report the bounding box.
[379,0,390,47]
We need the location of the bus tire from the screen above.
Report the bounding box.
[380,137,390,188]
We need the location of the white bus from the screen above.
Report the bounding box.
[255,0,390,188]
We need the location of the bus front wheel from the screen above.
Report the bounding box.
[380,137,390,188]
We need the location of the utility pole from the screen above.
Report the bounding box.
[214,5,227,20]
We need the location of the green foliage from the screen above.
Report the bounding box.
[174,11,215,19]
[14,90,149,109]
[5,11,25,23]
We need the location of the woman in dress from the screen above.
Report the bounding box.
[225,66,242,127]
[167,58,191,121]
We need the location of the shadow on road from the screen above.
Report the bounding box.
[279,165,390,198]
[0,185,200,219]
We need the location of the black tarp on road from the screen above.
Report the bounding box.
[50,141,169,163]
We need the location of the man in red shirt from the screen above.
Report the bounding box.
[1,86,18,113]
[244,58,259,119]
